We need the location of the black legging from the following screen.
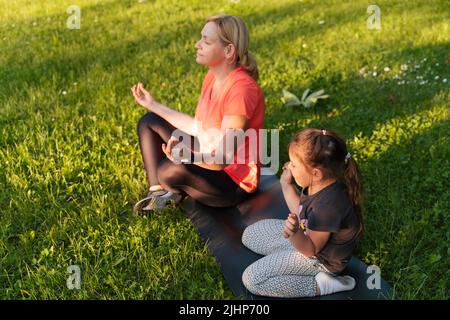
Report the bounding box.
[137,112,253,207]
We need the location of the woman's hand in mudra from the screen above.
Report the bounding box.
[131,83,156,110]
[162,136,181,163]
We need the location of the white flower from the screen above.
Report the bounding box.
[32,22,37,26]
[384,67,390,72]
[372,72,377,77]
[397,81,405,85]
[434,76,439,80]
[318,20,325,25]
[373,66,377,70]
[62,91,67,95]
[302,43,307,48]
[443,79,448,83]
[359,67,366,74]
[73,82,77,86]
[401,64,408,71]
[435,63,439,66]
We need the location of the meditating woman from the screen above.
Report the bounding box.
[131,15,265,214]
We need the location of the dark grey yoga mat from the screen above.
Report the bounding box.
[182,173,392,300]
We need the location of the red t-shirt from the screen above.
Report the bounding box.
[194,66,265,193]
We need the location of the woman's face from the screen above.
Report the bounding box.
[288,146,314,189]
[195,22,228,67]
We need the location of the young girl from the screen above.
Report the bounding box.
[131,15,264,214]
[241,128,363,298]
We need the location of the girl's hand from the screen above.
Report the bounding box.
[283,212,300,238]
[280,161,293,186]
[131,83,156,110]
[162,136,180,163]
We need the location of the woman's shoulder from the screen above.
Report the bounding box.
[233,67,259,85]
[227,70,263,97]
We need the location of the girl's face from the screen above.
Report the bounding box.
[195,22,230,67]
[288,146,314,189]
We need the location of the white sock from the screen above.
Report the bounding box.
[149,185,163,192]
[315,272,356,296]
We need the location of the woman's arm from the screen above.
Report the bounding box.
[148,101,199,137]
[131,83,198,136]
[194,114,248,170]
[160,114,248,171]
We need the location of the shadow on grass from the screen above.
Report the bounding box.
[356,119,449,299]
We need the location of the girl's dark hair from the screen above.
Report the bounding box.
[288,128,364,231]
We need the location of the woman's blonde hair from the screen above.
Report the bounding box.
[207,14,259,81]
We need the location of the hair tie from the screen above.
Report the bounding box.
[322,129,327,136]
[345,152,352,163]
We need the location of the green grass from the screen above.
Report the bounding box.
[0,0,449,299]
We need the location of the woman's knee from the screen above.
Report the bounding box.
[157,160,186,190]
[137,112,164,134]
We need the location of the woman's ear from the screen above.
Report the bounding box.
[225,44,236,61]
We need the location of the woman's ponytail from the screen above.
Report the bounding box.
[240,51,259,82]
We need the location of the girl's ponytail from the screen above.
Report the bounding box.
[343,156,364,230]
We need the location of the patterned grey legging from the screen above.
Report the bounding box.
[242,219,331,298]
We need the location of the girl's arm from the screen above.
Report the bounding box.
[290,227,330,257]
[280,163,301,213]
[283,213,330,257]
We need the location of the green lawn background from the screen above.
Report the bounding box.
[0,0,449,299]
